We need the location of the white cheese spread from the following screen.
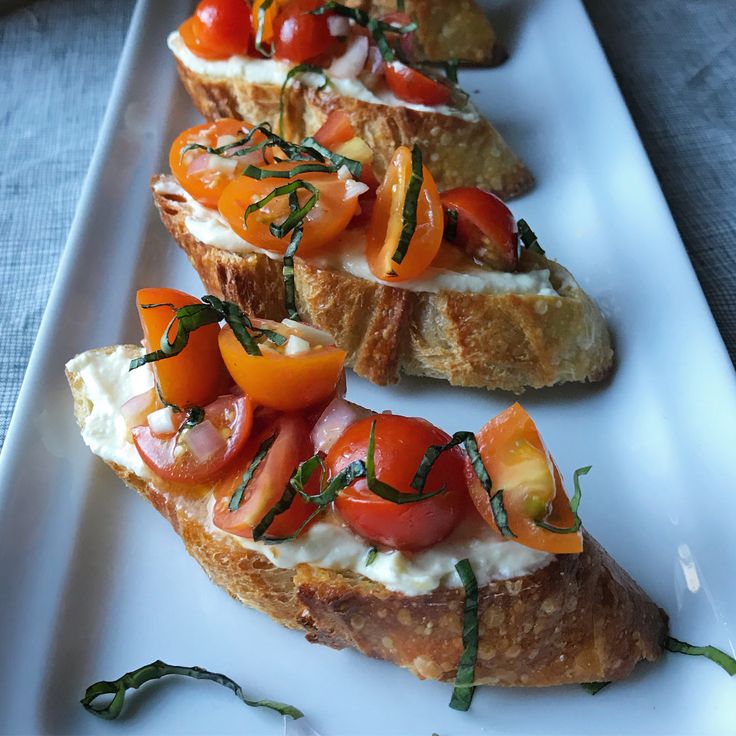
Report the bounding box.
[168,31,481,122]
[69,347,553,595]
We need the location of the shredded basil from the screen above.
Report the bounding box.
[283,223,302,320]
[489,490,515,538]
[180,406,205,430]
[365,547,378,566]
[390,144,423,267]
[581,681,610,695]
[229,434,276,511]
[154,380,182,414]
[254,0,275,57]
[444,207,458,242]
[535,465,590,534]
[449,559,479,711]
[517,218,545,255]
[80,659,303,721]
[445,59,459,84]
[243,179,320,239]
[279,64,330,135]
[243,162,336,180]
[665,636,736,675]
[300,136,363,178]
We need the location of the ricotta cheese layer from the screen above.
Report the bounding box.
[168,31,481,122]
[68,348,553,596]
[153,178,560,297]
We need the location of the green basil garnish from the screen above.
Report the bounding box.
[390,144,423,268]
[445,59,459,84]
[489,489,514,538]
[243,179,320,240]
[665,636,736,675]
[365,547,378,566]
[243,162,337,180]
[581,681,610,695]
[444,207,458,242]
[254,0,275,57]
[517,219,545,255]
[229,434,276,511]
[283,220,303,320]
[535,465,590,534]
[279,64,330,135]
[449,559,479,711]
[180,406,205,430]
[80,659,303,721]
[300,136,363,178]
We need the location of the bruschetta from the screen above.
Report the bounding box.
[170,0,530,197]
[65,288,666,698]
[152,118,613,390]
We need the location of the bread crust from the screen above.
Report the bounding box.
[67,346,667,687]
[152,176,614,391]
[174,60,532,198]
[344,0,504,65]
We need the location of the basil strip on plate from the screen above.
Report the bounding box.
[665,636,736,675]
[229,434,276,511]
[536,465,590,534]
[517,218,546,254]
[80,659,303,721]
[449,559,479,711]
[581,681,610,695]
[390,144,424,267]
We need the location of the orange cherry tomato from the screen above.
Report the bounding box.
[179,0,251,60]
[169,119,274,208]
[218,161,359,255]
[251,0,283,46]
[326,415,471,551]
[133,393,254,483]
[467,403,583,554]
[212,413,318,538]
[440,187,518,271]
[219,324,347,410]
[313,111,356,149]
[272,0,336,62]
[367,146,443,281]
[384,62,451,106]
[136,288,231,409]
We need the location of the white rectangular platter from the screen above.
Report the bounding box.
[1,0,735,733]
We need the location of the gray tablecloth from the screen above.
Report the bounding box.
[0,0,734,448]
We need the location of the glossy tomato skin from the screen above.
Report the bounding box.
[180,0,251,60]
[384,62,451,106]
[441,187,518,271]
[272,0,336,62]
[136,288,231,409]
[313,110,355,149]
[132,394,254,483]
[326,415,471,551]
[212,413,317,538]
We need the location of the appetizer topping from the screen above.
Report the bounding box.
[81,659,303,721]
[449,559,479,711]
[271,0,336,62]
[179,0,252,61]
[311,397,374,453]
[441,187,519,271]
[367,145,443,281]
[384,61,452,106]
[518,218,545,254]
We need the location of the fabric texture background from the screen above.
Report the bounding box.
[0,0,733,448]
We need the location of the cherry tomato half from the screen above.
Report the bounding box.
[367,146,444,281]
[326,414,471,551]
[133,393,254,483]
[272,0,336,62]
[384,61,451,106]
[251,0,283,47]
[313,110,356,149]
[441,187,518,271]
[212,413,317,538]
[180,0,251,60]
[219,324,346,410]
[467,403,582,554]
[169,119,273,208]
[218,161,360,255]
[136,288,231,409]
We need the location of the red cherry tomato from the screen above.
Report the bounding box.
[179,0,251,60]
[272,0,336,62]
[313,111,356,149]
[440,187,518,271]
[132,394,254,483]
[326,415,471,551]
[384,61,451,106]
[212,413,318,538]
[379,12,415,59]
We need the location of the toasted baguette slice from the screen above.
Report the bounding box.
[343,0,505,65]
[67,345,667,688]
[171,52,531,198]
[152,175,614,391]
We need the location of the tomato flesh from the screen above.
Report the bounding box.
[212,413,318,538]
[313,111,355,149]
[136,288,231,409]
[384,62,451,106]
[367,146,444,281]
[326,415,470,551]
[219,324,346,411]
[133,394,253,483]
[441,187,518,271]
[180,0,251,59]
[467,403,582,554]
[272,0,336,62]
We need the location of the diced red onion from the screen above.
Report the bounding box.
[181,419,226,462]
[120,389,155,430]
[360,45,385,89]
[281,319,335,346]
[311,398,374,454]
[186,153,210,175]
[328,35,369,79]
[328,15,350,37]
[344,179,369,200]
